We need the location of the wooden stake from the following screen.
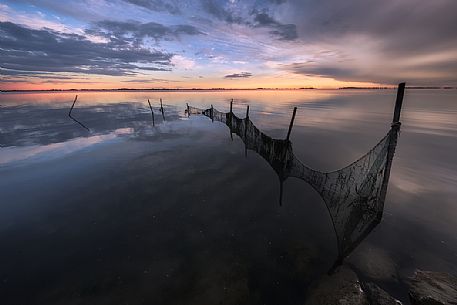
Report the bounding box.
[69,95,78,116]
[286,107,297,141]
[211,104,214,122]
[148,99,155,126]
[160,98,165,121]
[186,103,190,117]
[245,105,250,119]
[68,95,89,131]
[230,99,233,113]
[393,83,405,124]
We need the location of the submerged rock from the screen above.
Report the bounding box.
[305,266,369,305]
[363,282,402,305]
[409,270,457,305]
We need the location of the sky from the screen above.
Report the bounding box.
[1,0,456,90]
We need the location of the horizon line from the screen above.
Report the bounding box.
[2,86,454,93]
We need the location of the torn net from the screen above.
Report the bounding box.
[187,105,399,262]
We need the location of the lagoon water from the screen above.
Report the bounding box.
[0,89,456,304]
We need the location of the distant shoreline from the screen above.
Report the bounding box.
[1,86,455,93]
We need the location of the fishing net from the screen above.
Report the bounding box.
[188,104,400,263]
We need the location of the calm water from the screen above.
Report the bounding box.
[0,90,456,304]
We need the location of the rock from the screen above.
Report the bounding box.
[409,270,457,305]
[351,246,398,280]
[305,265,369,305]
[364,282,402,305]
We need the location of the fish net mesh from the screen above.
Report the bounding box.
[187,105,398,260]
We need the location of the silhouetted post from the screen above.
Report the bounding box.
[160,98,165,121]
[68,95,90,131]
[148,99,155,126]
[230,99,233,113]
[377,82,406,222]
[211,104,214,122]
[69,95,78,116]
[245,105,250,119]
[286,107,297,141]
[393,82,405,124]
[186,103,190,117]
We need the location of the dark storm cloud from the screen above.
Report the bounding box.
[87,20,203,47]
[0,21,173,76]
[224,72,252,79]
[123,0,181,14]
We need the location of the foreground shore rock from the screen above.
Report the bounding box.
[409,270,457,305]
[305,266,369,305]
[363,282,402,305]
[304,265,403,305]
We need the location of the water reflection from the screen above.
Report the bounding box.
[0,97,179,147]
[188,102,401,268]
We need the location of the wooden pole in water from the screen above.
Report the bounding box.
[68,95,90,131]
[393,82,406,124]
[230,99,233,113]
[186,103,190,117]
[245,105,250,119]
[148,99,155,126]
[286,107,297,141]
[69,95,78,116]
[211,104,214,122]
[160,98,165,120]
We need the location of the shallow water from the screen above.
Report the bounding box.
[0,89,456,304]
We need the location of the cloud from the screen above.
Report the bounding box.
[199,0,297,41]
[171,55,196,70]
[122,0,181,14]
[199,0,244,24]
[0,21,173,76]
[283,57,457,86]
[224,72,252,79]
[86,20,203,47]
[252,11,297,41]
[3,0,113,22]
[121,77,174,83]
